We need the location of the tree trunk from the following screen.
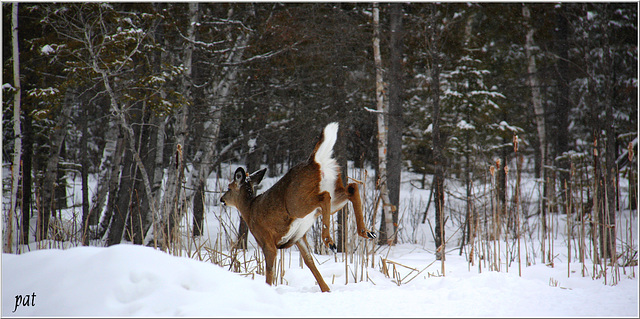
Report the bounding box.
[554,6,571,212]
[20,111,33,246]
[602,101,617,260]
[153,107,188,248]
[386,2,403,243]
[601,9,616,260]
[459,13,475,253]
[329,36,350,253]
[97,132,125,239]
[432,62,446,260]
[107,142,136,246]
[89,122,119,230]
[192,32,249,192]
[55,140,68,211]
[523,4,548,234]
[460,112,472,252]
[150,116,167,217]
[125,104,155,245]
[146,6,169,240]
[7,2,22,253]
[591,132,603,265]
[155,2,197,248]
[186,27,250,239]
[95,66,159,240]
[81,99,91,245]
[39,89,74,241]
[372,3,396,246]
[193,183,206,238]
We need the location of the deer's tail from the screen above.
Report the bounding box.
[312,122,339,192]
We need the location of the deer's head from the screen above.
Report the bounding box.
[220,167,266,209]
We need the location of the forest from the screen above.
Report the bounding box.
[2,2,638,291]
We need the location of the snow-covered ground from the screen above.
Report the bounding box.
[2,242,637,317]
[2,163,638,317]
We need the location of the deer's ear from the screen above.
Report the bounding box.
[249,168,267,186]
[234,167,246,183]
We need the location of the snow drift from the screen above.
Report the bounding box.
[2,243,637,317]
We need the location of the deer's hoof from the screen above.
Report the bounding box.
[329,243,337,254]
[359,229,377,239]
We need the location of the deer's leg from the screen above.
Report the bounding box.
[262,244,277,286]
[347,182,377,239]
[297,236,330,292]
[318,191,337,252]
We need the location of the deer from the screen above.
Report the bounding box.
[220,122,376,292]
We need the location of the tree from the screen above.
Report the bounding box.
[79,94,90,245]
[154,2,199,249]
[35,3,177,245]
[436,11,511,247]
[429,44,445,260]
[569,3,636,260]
[186,8,250,240]
[382,2,404,246]
[523,4,550,248]
[38,90,74,241]
[553,5,572,211]
[372,3,396,246]
[6,2,22,253]
[416,4,466,259]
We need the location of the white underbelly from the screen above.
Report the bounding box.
[278,209,317,246]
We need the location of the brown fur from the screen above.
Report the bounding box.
[220,125,375,292]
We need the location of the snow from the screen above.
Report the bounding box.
[27,87,59,98]
[425,123,433,133]
[2,242,637,317]
[40,45,55,55]
[456,119,475,130]
[495,120,523,133]
[247,138,257,151]
[2,245,283,317]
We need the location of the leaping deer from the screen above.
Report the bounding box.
[220,122,376,292]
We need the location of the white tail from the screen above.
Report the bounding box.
[220,122,376,292]
[315,122,340,203]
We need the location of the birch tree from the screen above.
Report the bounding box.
[154,2,199,249]
[96,133,125,239]
[149,3,251,246]
[6,2,22,253]
[148,6,172,235]
[523,4,549,240]
[90,34,159,235]
[523,4,547,177]
[89,123,119,237]
[372,3,397,246]
[83,6,161,245]
[187,31,250,238]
